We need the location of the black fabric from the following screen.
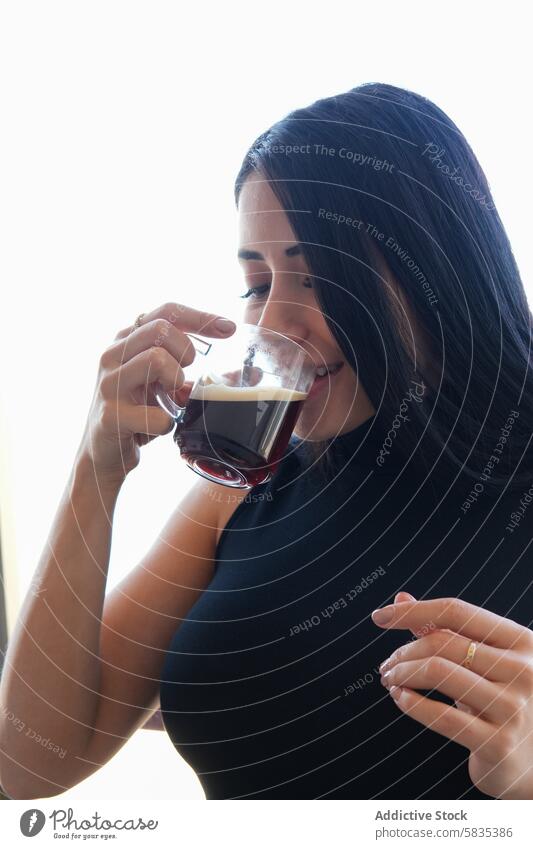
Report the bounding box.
[159,414,533,799]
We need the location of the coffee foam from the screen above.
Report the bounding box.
[190,381,307,402]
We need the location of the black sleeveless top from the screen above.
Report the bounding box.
[159,414,533,799]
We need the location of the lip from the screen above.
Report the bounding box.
[306,361,344,400]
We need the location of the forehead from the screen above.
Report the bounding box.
[237,172,299,253]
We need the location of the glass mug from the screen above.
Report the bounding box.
[154,323,316,489]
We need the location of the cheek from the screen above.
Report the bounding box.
[342,365,364,404]
[340,362,357,389]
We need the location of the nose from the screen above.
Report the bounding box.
[255,297,310,352]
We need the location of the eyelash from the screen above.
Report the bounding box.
[239,278,314,300]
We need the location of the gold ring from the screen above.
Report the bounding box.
[132,312,146,331]
[462,640,477,669]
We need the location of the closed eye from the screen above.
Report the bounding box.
[239,284,270,300]
[239,278,314,300]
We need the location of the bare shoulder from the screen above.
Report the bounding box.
[204,479,250,549]
[147,473,249,557]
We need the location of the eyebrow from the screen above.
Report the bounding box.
[238,243,302,261]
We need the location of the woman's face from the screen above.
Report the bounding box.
[237,171,376,441]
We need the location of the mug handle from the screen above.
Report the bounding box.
[154,382,188,422]
[154,333,212,423]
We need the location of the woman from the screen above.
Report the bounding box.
[1,83,532,801]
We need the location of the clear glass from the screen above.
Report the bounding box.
[155,323,316,489]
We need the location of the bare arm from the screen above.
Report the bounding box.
[0,456,225,799]
[80,474,223,771]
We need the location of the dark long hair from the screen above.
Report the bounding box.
[234,83,533,495]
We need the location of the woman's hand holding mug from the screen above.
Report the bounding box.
[76,302,236,485]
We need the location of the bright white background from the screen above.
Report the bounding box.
[0,0,531,801]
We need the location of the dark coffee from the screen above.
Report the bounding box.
[173,382,307,487]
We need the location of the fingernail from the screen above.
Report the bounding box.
[381,670,392,687]
[215,318,236,332]
[396,592,414,602]
[371,606,394,625]
[389,685,402,700]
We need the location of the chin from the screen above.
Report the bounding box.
[292,417,337,443]
[293,399,373,443]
